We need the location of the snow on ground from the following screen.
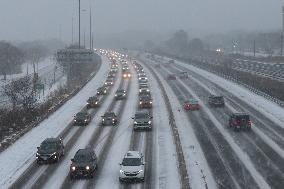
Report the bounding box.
[94,68,138,189]
[141,62,217,189]
[173,60,284,129]
[173,75,270,189]
[142,64,181,189]
[0,56,109,189]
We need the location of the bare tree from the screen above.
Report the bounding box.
[0,41,24,80]
[2,76,36,111]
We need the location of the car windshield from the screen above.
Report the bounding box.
[116,90,125,93]
[104,112,115,117]
[210,96,223,101]
[40,142,58,151]
[76,112,86,118]
[135,113,149,119]
[74,154,92,163]
[122,158,141,166]
[235,115,250,121]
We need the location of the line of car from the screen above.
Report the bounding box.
[35,52,149,183]
[153,56,253,132]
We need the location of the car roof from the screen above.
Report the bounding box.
[185,99,198,104]
[124,151,141,158]
[135,109,150,114]
[232,112,249,116]
[43,138,60,143]
[75,148,94,156]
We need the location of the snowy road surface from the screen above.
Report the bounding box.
[0,52,283,189]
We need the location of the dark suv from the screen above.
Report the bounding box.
[115,89,127,100]
[87,96,100,108]
[36,138,64,164]
[101,112,118,126]
[229,113,252,131]
[139,95,152,108]
[73,112,91,126]
[208,95,225,107]
[97,86,108,95]
[69,148,98,179]
[132,110,152,130]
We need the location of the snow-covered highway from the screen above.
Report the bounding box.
[0,51,283,189]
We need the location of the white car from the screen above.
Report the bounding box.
[119,151,145,182]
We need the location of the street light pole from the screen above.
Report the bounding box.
[89,6,92,50]
[78,0,81,48]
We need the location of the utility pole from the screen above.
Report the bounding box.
[78,0,81,48]
[89,6,92,50]
[72,16,74,45]
[281,35,283,56]
[92,33,94,49]
[84,30,86,48]
[253,40,256,57]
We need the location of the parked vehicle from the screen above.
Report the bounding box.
[69,148,98,179]
[229,113,252,131]
[36,138,64,164]
[119,151,145,182]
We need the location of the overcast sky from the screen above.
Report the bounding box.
[0,0,283,42]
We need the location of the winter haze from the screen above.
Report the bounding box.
[0,0,283,44]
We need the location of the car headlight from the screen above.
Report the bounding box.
[115,94,117,97]
[74,119,77,122]
[139,89,142,92]
[150,101,152,104]
[36,152,39,156]
[138,170,144,173]
[105,82,107,85]
[112,119,115,121]
[148,121,151,124]
[86,166,90,170]
[128,74,131,77]
[120,170,124,174]
[95,102,98,104]
[71,166,76,171]
[104,90,106,93]
[102,118,105,121]
[87,102,90,105]
[140,102,142,104]
[134,121,137,124]
[84,119,88,122]
[51,152,56,156]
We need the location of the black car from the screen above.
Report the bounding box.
[87,96,100,108]
[229,113,252,131]
[101,112,118,125]
[69,148,98,179]
[73,112,91,126]
[208,95,225,107]
[36,138,64,164]
[139,95,152,108]
[115,89,127,100]
[97,86,108,95]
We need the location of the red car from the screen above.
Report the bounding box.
[183,99,200,110]
[167,74,176,80]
